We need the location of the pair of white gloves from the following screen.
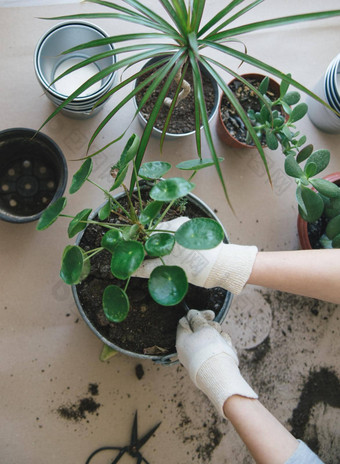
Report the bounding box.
[135,217,259,417]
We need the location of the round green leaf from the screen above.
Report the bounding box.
[319,234,333,249]
[310,179,340,199]
[36,197,67,231]
[175,218,224,250]
[176,157,224,171]
[120,133,140,166]
[60,245,84,285]
[98,200,111,220]
[138,161,171,179]
[110,240,144,280]
[148,265,188,306]
[139,201,163,225]
[150,178,194,202]
[145,233,175,257]
[68,208,92,238]
[69,158,92,194]
[101,228,123,253]
[102,285,129,322]
[326,215,340,240]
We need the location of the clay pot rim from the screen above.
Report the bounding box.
[297,172,340,250]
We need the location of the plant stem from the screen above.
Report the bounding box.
[124,276,131,292]
[87,178,131,218]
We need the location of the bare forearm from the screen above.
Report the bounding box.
[247,250,340,304]
[223,396,298,464]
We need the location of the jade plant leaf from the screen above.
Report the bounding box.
[326,215,340,240]
[60,245,87,285]
[304,162,317,179]
[150,178,195,202]
[67,208,92,238]
[319,234,333,249]
[139,200,163,225]
[310,179,340,198]
[36,196,67,230]
[148,265,188,306]
[282,91,300,106]
[69,158,92,194]
[145,233,175,257]
[297,186,324,223]
[138,161,171,179]
[101,228,123,253]
[265,129,279,150]
[284,155,304,179]
[176,157,224,171]
[324,197,340,219]
[102,285,129,322]
[332,233,340,248]
[175,217,224,249]
[289,102,308,123]
[110,240,144,280]
[304,149,330,175]
[296,144,313,163]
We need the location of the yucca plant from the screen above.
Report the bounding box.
[40,0,340,205]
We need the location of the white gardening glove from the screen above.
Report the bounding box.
[135,217,258,295]
[176,309,258,417]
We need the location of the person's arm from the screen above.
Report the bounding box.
[177,310,324,464]
[134,217,340,303]
[248,249,340,304]
[223,396,298,464]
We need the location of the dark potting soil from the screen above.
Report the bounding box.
[307,215,329,249]
[220,77,281,145]
[135,63,216,134]
[57,383,101,422]
[76,193,228,356]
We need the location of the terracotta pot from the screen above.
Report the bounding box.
[217,73,281,148]
[72,186,233,365]
[297,172,340,249]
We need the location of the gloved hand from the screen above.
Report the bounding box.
[176,309,257,417]
[135,217,258,295]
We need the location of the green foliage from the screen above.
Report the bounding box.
[246,75,340,248]
[37,134,225,321]
[40,1,340,204]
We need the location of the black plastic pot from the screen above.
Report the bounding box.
[72,187,233,365]
[0,128,67,223]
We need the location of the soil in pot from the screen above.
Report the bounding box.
[220,76,282,146]
[135,62,216,135]
[76,192,228,356]
[307,216,329,249]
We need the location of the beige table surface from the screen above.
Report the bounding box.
[1,1,340,463]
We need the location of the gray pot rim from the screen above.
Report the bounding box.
[133,55,220,139]
[34,20,117,102]
[72,187,232,365]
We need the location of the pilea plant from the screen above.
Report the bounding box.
[37,134,225,321]
[245,75,340,248]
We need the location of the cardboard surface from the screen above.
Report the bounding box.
[1,1,339,463]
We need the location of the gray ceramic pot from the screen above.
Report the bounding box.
[72,187,232,365]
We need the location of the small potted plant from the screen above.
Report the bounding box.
[232,75,340,249]
[40,0,340,204]
[37,134,232,363]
